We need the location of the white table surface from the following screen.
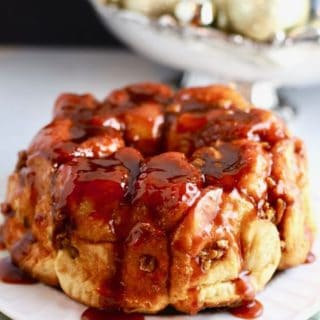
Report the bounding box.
[0,47,319,319]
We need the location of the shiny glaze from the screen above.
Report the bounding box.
[121,103,164,156]
[172,187,245,313]
[0,256,36,284]
[29,91,125,163]
[172,187,225,255]
[133,152,202,230]
[106,83,173,108]
[171,85,250,113]
[95,84,172,156]
[2,83,297,315]
[30,119,124,164]
[54,93,98,121]
[175,113,208,133]
[206,108,286,144]
[30,84,173,163]
[231,271,263,318]
[234,271,255,301]
[53,147,142,245]
[192,143,247,191]
[230,299,263,319]
[81,308,144,320]
[170,107,287,156]
[202,144,244,179]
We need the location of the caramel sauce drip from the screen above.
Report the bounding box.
[0,257,37,284]
[11,232,35,264]
[234,271,255,301]
[230,299,263,319]
[193,142,247,192]
[231,271,263,318]
[81,308,144,320]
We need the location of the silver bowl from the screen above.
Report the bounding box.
[89,0,320,86]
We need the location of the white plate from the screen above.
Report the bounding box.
[0,48,319,320]
[0,204,319,320]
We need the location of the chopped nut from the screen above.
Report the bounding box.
[216,250,225,259]
[55,233,70,250]
[208,249,224,260]
[207,249,219,260]
[276,199,286,223]
[263,202,270,210]
[192,158,205,168]
[139,255,157,273]
[201,259,212,272]
[257,199,264,210]
[199,250,224,272]
[265,208,276,221]
[199,250,208,257]
[208,147,222,160]
[266,177,277,188]
[260,202,276,222]
[198,243,227,272]
[79,200,94,217]
[216,239,229,250]
[261,142,271,150]
[66,246,79,259]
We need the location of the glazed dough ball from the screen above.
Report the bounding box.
[225,0,310,41]
[123,0,179,16]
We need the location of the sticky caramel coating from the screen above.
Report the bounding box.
[166,86,289,156]
[170,85,251,112]
[191,140,271,201]
[53,93,98,120]
[1,83,315,314]
[95,83,173,156]
[133,152,202,230]
[53,147,143,243]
